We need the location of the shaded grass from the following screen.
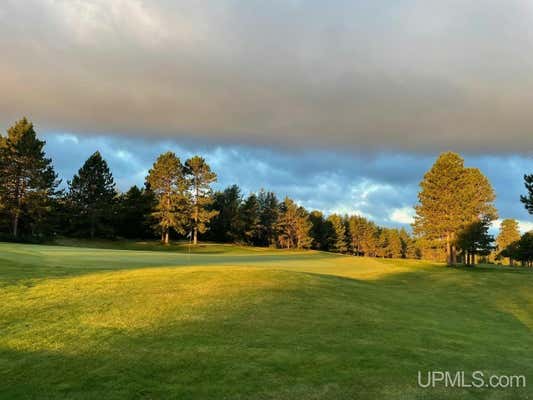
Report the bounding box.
[1,242,533,399]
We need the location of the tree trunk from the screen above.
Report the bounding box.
[446,233,452,265]
[193,227,198,245]
[12,210,20,238]
[450,232,457,265]
[164,230,169,245]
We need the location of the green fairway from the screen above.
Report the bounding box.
[1,242,532,399]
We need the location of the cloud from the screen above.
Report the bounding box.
[1,0,533,152]
[389,207,415,225]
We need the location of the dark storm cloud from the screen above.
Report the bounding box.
[1,0,533,152]
[43,134,532,232]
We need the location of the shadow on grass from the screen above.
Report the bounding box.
[2,267,533,399]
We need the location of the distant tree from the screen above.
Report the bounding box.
[146,152,189,244]
[67,151,116,239]
[185,156,218,245]
[115,185,155,239]
[347,215,369,255]
[258,189,279,247]
[375,228,388,258]
[276,197,312,249]
[386,229,403,258]
[521,174,533,215]
[456,218,494,265]
[327,214,348,253]
[208,185,243,242]
[413,152,497,265]
[496,219,521,265]
[240,193,261,245]
[360,220,379,257]
[309,210,329,250]
[507,232,533,267]
[0,118,59,238]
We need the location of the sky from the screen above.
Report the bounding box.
[0,0,532,232]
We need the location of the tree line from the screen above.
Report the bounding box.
[0,118,418,258]
[0,119,531,265]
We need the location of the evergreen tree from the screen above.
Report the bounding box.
[507,232,533,267]
[309,210,329,250]
[521,174,533,215]
[68,151,116,239]
[146,152,189,244]
[413,152,497,265]
[258,189,279,247]
[456,218,494,265]
[115,185,155,239]
[348,215,370,255]
[0,118,59,238]
[327,214,348,253]
[399,228,420,259]
[276,197,312,249]
[239,193,261,245]
[360,220,379,257]
[184,156,218,245]
[375,228,389,257]
[386,229,403,258]
[497,219,521,265]
[208,185,242,242]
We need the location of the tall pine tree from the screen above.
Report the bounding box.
[0,118,59,238]
[240,193,261,245]
[276,197,312,249]
[185,156,218,245]
[327,214,348,253]
[413,152,496,265]
[68,151,116,239]
[146,152,189,244]
[496,219,521,265]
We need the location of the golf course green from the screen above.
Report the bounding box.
[1,241,532,399]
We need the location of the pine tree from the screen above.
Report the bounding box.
[146,152,189,244]
[309,210,328,250]
[413,152,496,265]
[115,185,155,239]
[496,219,521,265]
[398,228,420,259]
[327,214,348,253]
[360,220,378,257]
[521,174,533,215]
[68,151,116,239]
[276,197,312,249]
[240,193,261,245]
[0,118,59,238]
[507,232,533,267]
[258,189,279,247]
[208,185,243,242]
[456,218,494,265]
[348,215,370,255]
[387,229,403,258]
[185,156,218,245]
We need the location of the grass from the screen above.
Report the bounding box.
[1,241,533,399]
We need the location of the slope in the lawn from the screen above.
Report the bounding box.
[1,242,532,399]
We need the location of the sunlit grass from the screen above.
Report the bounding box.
[1,241,533,399]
